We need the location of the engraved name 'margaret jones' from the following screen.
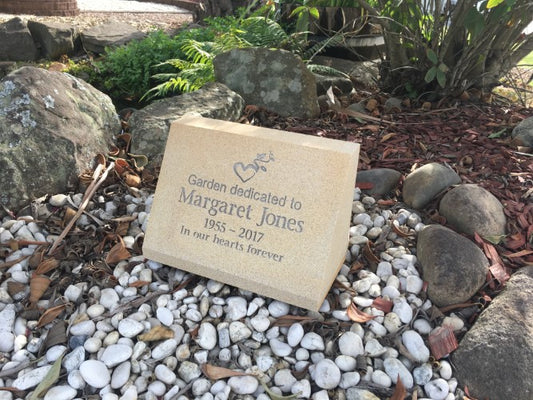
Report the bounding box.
[177,151,306,263]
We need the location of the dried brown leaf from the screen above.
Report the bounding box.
[37,304,67,328]
[201,363,248,380]
[62,207,76,226]
[372,297,393,313]
[392,222,411,237]
[380,132,396,143]
[428,326,458,360]
[29,247,45,268]
[138,326,175,342]
[29,274,51,305]
[129,280,150,288]
[7,281,26,299]
[347,303,375,323]
[272,315,316,327]
[124,171,141,188]
[489,263,510,284]
[105,238,131,265]
[362,241,379,270]
[390,375,407,400]
[35,258,60,274]
[43,321,67,350]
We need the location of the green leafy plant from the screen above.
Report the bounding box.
[355,0,533,97]
[142,16,310,100]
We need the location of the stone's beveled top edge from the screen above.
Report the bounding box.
[172,115,360,155]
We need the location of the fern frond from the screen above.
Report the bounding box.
[306,64,350,78]
[180,39,215,64]
[303,33,346,61]
[239,17,289,48]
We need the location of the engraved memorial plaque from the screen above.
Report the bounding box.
[143,116,359,310]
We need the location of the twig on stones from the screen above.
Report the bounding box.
[48,162,114,256]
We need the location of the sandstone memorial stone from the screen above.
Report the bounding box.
[143,116,360,310]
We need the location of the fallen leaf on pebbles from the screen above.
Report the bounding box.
[138,326,175,342]
[201,363,249,380]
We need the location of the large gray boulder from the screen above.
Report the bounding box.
[129,82,244,164]
[402,162,461,209]
[0,18,39,61]
[80,22,146,54]
[417,225,489,307]
[27,20,78,60]
[453,267,533,400]
[512,116,533,147]
[0,67,120,215]
[439,184,506,237]
[214,48,319,119]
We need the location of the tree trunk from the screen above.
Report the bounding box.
[194,0,248,21]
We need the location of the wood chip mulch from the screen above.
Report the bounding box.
[241,100,533,294]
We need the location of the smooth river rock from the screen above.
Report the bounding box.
[417,225,489,307]
[439,184,506,237]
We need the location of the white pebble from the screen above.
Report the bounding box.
[406,275,424,294]
[152,339,178,360]
[118,318,144,338]
[413,319,432,335]
[155,364,177,385]
[49,194,68,207]
[383,358,413,389]
[64,285,83,302]
[300,332,324,351]
[339,371,361,389]
[111,361,131,389]
[442,315,464,331]
[100,344,133,367]
[250,315,270,332]
[338,332,364,357]
[12,366,52,390]
[335,355,356,371]
[197,322,217,350]
[372,370,392,387]
[365,338,386,357]
[270,338,292,357]
[62,347,85,372]
[67,370,86,390]
[274,369,296,392]
[287,323,304,347]
[402,330,430,362]
[79,360,110,388]
[100,288,120,310]
[313,359,341,389]
[70,320,95,336]
[229,321,252,342]
[43,385,77,400]
[291,380,311,398]
[424,378,450,400]
[268,300,290,317]
[84,337,102,353]
[392,298,413,323]
[438,360,453,380]
[46,345,67,362]
[413,363,433,386]
[227,376,258,394]
[87,304,105,318]
[157,307,174,326]
[225,297,247,320]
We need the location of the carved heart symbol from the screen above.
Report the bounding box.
[233,162,257,183]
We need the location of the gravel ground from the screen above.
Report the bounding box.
[0,0,193,32]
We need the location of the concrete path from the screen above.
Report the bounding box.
[77,0,190,13]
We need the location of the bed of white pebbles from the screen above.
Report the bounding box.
[0,186,467,400]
